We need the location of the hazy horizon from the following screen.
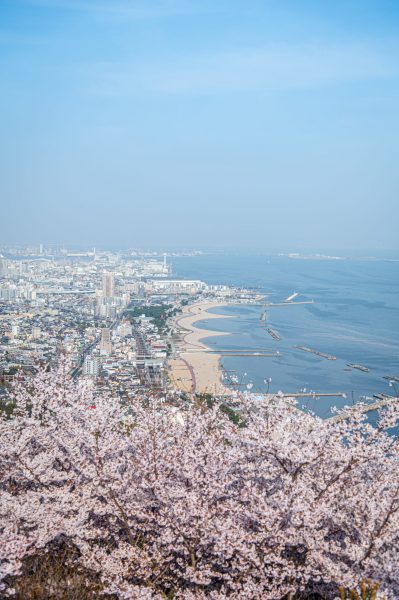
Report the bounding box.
[1,0,399,250]
[3,243,399,260]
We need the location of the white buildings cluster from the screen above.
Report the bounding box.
[0,246,251,397]
[0,250,182,394]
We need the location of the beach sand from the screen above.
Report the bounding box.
[168,301,234,395]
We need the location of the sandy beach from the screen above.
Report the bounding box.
[168,301,234,395]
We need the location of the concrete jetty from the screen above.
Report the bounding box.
[327,396,398,423]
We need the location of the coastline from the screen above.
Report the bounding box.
[168,301,234,395]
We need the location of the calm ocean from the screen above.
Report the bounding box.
[171,254,399,419]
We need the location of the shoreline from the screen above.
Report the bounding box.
[168,301,234,395]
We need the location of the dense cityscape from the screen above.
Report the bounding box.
[0,245,255,402]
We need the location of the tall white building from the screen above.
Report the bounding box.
[0,259,9,277]
[32,326,41,339]
[83,356,101,377]
[100,327,112,355]
[163,253,169,274]
[0,285,17,301]
[117,320,132,338]
[102,272,114,298]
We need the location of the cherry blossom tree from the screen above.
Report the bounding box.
[1,363,399,598]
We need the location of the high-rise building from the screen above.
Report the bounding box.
[11,324,20,337]
[0,285,17,301]
[0,259,9,277]
[117,320,132,338]
[100,328,112,355]
[32,326,41,339]
[83,356,101,377]
[102,272,114,298]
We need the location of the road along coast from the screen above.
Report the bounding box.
[168,301,234,395]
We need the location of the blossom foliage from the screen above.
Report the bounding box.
[1,364,399,598]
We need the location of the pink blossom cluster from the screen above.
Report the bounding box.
[1,363,399,598]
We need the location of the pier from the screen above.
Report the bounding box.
[284,292,299,302]
[263,300,314,307]
[208,350,281,357]
[327,396,398,423]
[373,393,396,401]
[294,346,336,360]
[218,352,280,357]
[205,348,275,353]
[266,327,282,341]
[184,348,279,355]
[281,392,346,398]
[347,363,370,372]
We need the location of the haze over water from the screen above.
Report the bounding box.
[172,253,399,418]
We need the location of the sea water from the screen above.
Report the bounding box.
[171,254,399,419]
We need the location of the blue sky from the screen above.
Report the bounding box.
[1,0,398,251]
